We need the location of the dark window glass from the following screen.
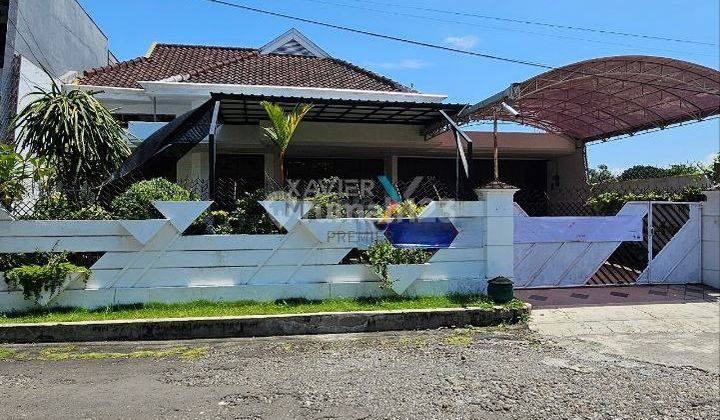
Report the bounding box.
[398,157,548,191]
[286,157,384,180]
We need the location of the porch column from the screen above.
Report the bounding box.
[264,151,281,190]
[384,156,398,183]
[476,185,518,283]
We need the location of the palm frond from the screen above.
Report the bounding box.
[260,101,313,153]
[9,81,130,186]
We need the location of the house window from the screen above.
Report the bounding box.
[286,157,384,181]
[398,157,548,192]
[216,153,265,190]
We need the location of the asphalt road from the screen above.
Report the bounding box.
[1,324,718,419]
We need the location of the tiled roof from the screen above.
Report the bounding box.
[77,43,414,93]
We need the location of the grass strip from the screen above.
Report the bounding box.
[0,294,525,325]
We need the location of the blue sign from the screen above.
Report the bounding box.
[383,218,458,249]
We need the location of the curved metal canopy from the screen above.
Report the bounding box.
[458,56,720,142]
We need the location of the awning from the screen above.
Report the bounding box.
[457,56,720,142]
[212,93,465,126]
[110,99,215,181]
[109,93,465,182]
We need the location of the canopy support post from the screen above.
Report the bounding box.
[208,100,221,200]
[493,111,499,181]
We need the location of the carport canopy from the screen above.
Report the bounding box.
[457,56,720,142]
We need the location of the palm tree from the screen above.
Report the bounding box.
[260,101,312,186]
[10,82,130,189]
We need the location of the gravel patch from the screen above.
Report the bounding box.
[0,327,718,419]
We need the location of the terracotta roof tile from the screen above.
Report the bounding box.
[77,43,413,92]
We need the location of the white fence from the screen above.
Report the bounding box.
[0,188,516,311]
[0,187,710,311]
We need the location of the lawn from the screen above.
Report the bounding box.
[0,294,525,324]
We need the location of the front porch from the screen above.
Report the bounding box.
[113,93,585,209]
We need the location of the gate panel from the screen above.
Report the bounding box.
[637,203,701,284]
[514,201,702,288]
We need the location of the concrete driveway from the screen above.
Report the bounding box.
[531,300,720,372]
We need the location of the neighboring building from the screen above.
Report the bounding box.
[68,29,585,200]
[0,0,113,138]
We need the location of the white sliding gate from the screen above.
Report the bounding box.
[513,201,702,288]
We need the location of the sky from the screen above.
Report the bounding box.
[78,0,719,172]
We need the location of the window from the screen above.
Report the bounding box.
[286,157,384,180]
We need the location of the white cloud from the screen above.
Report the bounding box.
[703,152,718,165]
[375,59,431,70]
[609,167,626,176]
[444,35,479,49]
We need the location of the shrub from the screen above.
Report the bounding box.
[0,253,49,273]
[4,253,89,304]
[212,189,281,234]
[364,241,431,290]
[307,191,348,219]
[30,193,113,220]
[112,178,196,220]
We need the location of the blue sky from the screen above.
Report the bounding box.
[79,0,719,172]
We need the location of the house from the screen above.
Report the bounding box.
[66,29,585,202]
[0,0,114,136]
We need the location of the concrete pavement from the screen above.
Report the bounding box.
[530,300,720,372]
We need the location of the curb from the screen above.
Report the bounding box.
[0,304,531,344]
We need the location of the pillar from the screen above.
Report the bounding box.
[476,185,518,282]
[702,188,720,289]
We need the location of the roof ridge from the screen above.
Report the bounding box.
[152,42,257,52]
[82,56,148,78]
[158,51,259,83]
[324,57,417,93]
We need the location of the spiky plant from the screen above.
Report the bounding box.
[10,82,129,188]
[260,101,312,186]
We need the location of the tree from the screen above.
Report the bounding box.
[587,164,615,184]
[260,101,312,186]
[0,143,51,208]
[618,165,667,181]
[10,82,129,189]
[703,154,720,184]
[665,163,703,177]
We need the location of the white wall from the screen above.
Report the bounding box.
[16,57,54,112]
[0,196,516,311]
[546,143,587,191]
[702,189,720,289]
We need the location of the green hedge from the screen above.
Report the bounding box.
[111,178,196,220]
[586,187,705,215]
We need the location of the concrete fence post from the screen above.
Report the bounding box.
[701,188,720,289]
[476,185,518,283]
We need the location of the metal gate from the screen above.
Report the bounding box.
[514,201,702,288]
